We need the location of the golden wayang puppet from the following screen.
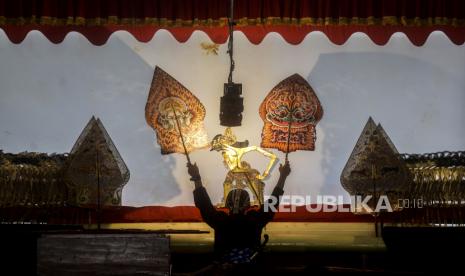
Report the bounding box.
[211,127,277,206]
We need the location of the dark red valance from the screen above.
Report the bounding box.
[1,0,464,45]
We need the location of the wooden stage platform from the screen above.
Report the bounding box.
[2,222,465,275]
[86,222,385,253]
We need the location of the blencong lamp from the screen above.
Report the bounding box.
[220,0,243,127]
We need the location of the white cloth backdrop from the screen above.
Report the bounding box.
[0,30,464,206]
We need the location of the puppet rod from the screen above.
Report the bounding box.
[285,101,295,162]
[243,172,262,205]
[371,163,379,237]
[95,142,101,231]
[170,103,192,165]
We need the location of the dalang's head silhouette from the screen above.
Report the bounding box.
[225,189,250,215]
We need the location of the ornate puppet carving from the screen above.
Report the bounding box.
[65,117,130,206]
[145,66,209,155]
[211,128,277,206]
[259,74,323,153]
[340,117,410,210]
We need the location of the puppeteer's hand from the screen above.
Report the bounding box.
[279,161,291,178]
[187,162,201,181]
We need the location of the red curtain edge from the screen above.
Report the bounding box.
[1,25,464,46]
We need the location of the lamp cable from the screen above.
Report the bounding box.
[227,0,235,83]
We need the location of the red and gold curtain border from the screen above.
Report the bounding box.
[1,25,463,46]
[1,0,464,46]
